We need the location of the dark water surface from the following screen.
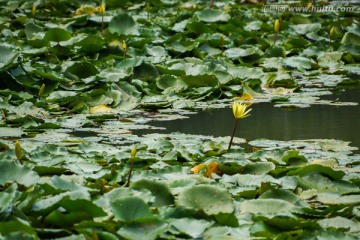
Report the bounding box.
[144,88,360,151]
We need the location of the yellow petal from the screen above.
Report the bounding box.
[237,92,253,101]
[206,162,221,178]
[190,163,206,174]
[89,104,112,114]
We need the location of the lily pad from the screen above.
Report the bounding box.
[0,44,19,71]
[111,196,156,222]
[176,185,234,215]
[0,161,39,187]
[44,28,72,42]
[109,13,139,35]
[196,9,230,23]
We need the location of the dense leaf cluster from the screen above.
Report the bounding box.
[1,134,360,239]
[0,0,360,239]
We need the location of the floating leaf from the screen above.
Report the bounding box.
[111,197,155,222]
[292,23,321,35]
[109,13,139,35]
[44,28,72,42]
[117,220,168,240]
[341,32,360,47]
[131,179,174,207]
[180,75,219,88]
[0,44,19,71]
[287,164,345,180]
[0,161,39,187]
[176,185,234,215]
[283,56,316,71]
[196,9,230,23]
[65,62,99,79]
[170,218,214,238]
[318,52,343,70]
[240,199,299,214]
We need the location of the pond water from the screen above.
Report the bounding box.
[143,87,360,152]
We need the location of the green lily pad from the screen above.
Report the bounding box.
[196,9,230,23]
[117,220,168,240]
[240,199,299,214]
[0,44,19,72]
[0,161,39,187]
[111,196,156,222]
[65,62,99,79]
[131,179,174,207]
[180,75,219,88]
[176,185,234,215]
[44,28,72,42]
[292,23,321,35]
[341,32,360,47]
[317,52,344,70]
[283,56,316,71]
[169,218,214,238]
[109,13,139,35]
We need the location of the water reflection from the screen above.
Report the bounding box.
[146,88,360,151]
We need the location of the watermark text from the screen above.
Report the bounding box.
[262,5,358,13]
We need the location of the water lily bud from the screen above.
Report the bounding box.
[330,26,335,38]
[15,140,23,160]
[224,4,229,13]
[32,3,36,16]
[121,41,127,51]
[38,83,45,97]
[274,19,280,34]
[130,145,137,160]
[99,2,105,16]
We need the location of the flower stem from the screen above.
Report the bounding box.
[101,15,104,34]
[273,33,277,45]
[126,157,135,187]
[210,0,214,8]
[228,118,239,151]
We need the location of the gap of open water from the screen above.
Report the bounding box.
[142,88,360,152]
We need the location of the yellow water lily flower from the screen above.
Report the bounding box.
[232,102,252,119]
[190,162,220,178]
